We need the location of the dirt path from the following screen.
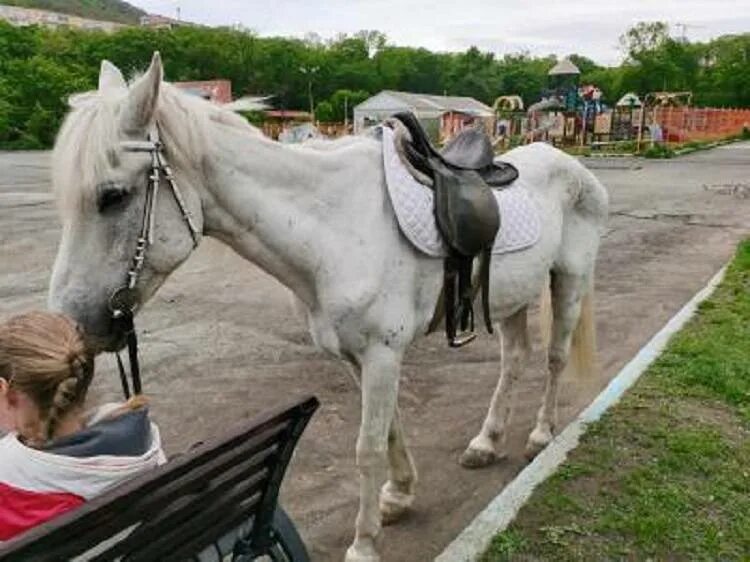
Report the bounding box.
[1,145,749,561]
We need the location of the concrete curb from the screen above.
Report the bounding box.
[435,265,728,562]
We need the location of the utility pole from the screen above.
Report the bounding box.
[299,65,319,121]
[674,22,705,42]
[344,96,348,128]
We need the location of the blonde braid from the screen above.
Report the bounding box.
[44,353,89,441]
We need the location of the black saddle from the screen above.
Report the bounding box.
[390,112,519,347]
[397,113,519,188]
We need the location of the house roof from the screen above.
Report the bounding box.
[548,58,581,76]
[616,92,642,107]
[355,90,494,116]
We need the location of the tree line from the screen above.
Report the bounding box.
[0,20,748,148]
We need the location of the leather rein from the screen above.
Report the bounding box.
[108,124,200,398]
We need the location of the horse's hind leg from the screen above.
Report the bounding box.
[379,406,417,525]
[526,270,590,458]
[460,307,530,468]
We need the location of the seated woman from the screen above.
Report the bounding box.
[0,311,165,542]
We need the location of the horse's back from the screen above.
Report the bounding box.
[502,142,607,220]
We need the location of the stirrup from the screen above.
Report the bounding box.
[449,330,477,348]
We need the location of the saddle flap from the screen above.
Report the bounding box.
[430,158,500,257]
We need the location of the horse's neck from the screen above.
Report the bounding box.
[199,123,382,306]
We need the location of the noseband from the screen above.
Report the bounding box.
[109,124,200,398]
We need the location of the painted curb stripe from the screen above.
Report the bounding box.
[435,265,728,562]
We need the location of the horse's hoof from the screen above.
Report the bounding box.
[459,445,503,469]
[380,481,414,525]
[525,429,553,460]
[345,542,380,562]
[460,435,506,468]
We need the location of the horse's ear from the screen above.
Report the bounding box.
[121,52,163,134]
[98,60,126,95]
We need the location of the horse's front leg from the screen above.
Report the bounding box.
[380,406,417,525]
[345,345,402,562]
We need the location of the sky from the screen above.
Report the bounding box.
[130,0,750,65]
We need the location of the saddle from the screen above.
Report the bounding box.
[389,112,519,347]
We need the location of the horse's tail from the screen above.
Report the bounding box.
[540,147,603,380]
[539,276,597,380]
[569,286,596,379]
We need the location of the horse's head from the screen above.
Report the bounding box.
[48,53,204,351]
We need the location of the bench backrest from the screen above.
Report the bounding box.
[0,395,319,562]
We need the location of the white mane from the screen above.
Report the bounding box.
[52,81,260,214]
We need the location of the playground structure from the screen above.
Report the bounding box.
[493,58,587,148]
[493,59,750,153]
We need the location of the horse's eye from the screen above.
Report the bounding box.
[97,182,129,212]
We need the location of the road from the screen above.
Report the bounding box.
[1,144,748,561]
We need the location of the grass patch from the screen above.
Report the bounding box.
[643,143,675,159]
[482,240,750,562]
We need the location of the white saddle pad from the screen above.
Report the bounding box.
[382,126,541,258]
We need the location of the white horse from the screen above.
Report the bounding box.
[48,54,608,562]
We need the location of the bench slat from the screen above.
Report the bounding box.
[94,461,271,560]
[101,422,286,528]
[130,475,268,561]
[163,493,264,562]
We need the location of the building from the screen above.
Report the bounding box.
[139,14,192,29]
[173,80,233,104]
[0,4,123,32]
[353,90,495,142]
[0,5,194,31]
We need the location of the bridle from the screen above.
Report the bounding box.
[108,124,200,398]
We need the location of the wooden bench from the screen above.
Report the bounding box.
[0,396,319,562]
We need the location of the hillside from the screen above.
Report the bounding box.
[0,0,146,24]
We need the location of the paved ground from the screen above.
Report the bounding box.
[1,144,749,561]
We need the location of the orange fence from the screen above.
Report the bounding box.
[649,107,750,143]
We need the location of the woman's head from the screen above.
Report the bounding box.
[0,311,94,445]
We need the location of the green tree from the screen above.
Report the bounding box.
[620,21,671,59]
[327,89,370,122]
[315,100,335,122]
[617,21,702,94]
[496,53,554,106]
[25,102,56,147]
[0,97,13,144]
